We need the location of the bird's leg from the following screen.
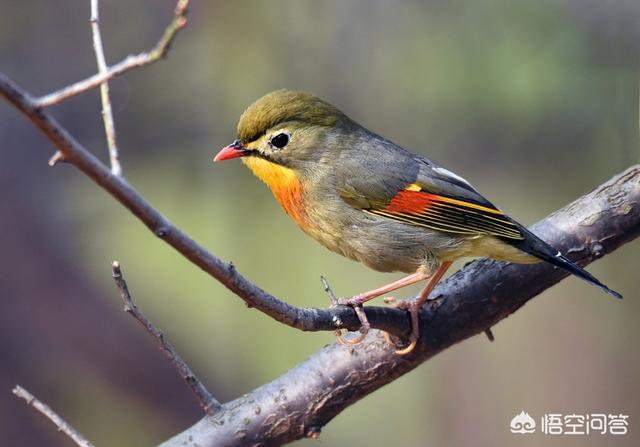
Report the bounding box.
[386,261,452,355]
[337,270,432,307]
[334,270,432,346]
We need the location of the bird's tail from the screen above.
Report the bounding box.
[504,225,622,299]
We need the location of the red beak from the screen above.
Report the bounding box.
[214,139,248,162]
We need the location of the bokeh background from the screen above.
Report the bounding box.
[1,1,638,446]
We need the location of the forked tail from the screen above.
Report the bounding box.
[504,225,622,299]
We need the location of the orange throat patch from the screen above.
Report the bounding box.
[242,156,306,226]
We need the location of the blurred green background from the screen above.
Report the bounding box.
[1,1,638,446]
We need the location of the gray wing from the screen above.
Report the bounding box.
[335,134,523,239]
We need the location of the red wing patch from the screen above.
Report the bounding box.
[383,190,436,214]
[367,188,523,239]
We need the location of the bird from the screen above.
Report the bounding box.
[213,89,622,354]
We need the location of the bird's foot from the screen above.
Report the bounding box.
[334,304,370,346]
[382,297,420,355]
[320,276,370,346]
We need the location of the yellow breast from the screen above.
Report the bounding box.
[242,156,307,226]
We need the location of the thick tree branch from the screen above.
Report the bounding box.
[111,262,222,415]
[13,386,95,447]
[162,166,640,446]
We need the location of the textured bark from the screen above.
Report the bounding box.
[162,166,640,446]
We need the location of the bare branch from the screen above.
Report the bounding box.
[90,0,122,176]
[48,150,66,167]
[0,71,413,339]
[12,385,95,447]
[34,0,189,108]
[111,261,221,415]
[484,327,495,342]
[162,166,640,446]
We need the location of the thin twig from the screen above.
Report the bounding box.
[320,275,338,306]
[13,385,96,447]
[111,261,221,415]
[35,0,189,108]
[48,151,66,166]
[484,327,495,342]
[90,0,121,176]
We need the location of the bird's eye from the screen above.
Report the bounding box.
[270,132,290,149]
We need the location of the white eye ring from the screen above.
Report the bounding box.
[269,131,290,149]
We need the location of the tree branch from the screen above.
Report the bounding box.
[0,71,414,339]
[13,385,96,447]
[90,0,122,176]
[111,262,222,415]
[34,0,189,108]
[161,166,640,446]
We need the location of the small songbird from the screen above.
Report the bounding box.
[214,89,621,354]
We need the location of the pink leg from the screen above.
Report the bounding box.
[393,261,452,355]
[337,270,432,307]
[334,270,432,346]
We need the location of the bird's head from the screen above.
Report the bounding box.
[214,89,355,175]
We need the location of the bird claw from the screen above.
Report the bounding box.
[322,277,419,353]
[320,278,372,346]
[394,338,418,355]
[332,294,421,355]
[335,328,368,346]
[382,329,418,355]
[382,299,421,355]
[333,303,371,346]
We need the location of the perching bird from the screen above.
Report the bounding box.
[214,89,622,354]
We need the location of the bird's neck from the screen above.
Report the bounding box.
[242,156,307,226]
